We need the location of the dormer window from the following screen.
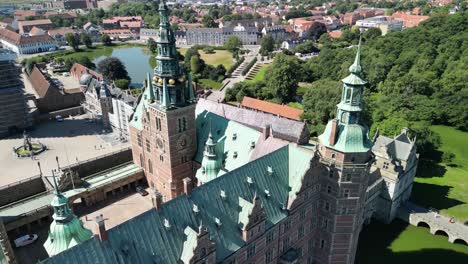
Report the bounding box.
[233,151,238,159]
[232,133,237,140]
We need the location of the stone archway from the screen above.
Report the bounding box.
[417,221,430,229]
[453,239,467,246]
[434,230,449,237]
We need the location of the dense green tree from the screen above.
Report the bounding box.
[80,33,92,48]
[306,22,327,42]
[224,36,242,52]
[293,41,319,54]
[190,55,203,74]
[101,34,112,46]
[147,38,157,54]
[265,54,303,103]
[202,15,218,28]
[363,28,382,40]
[65,33,79,51]
[97,57,130,81]
[114,79,130,89]
[259,34,274,56]
[184,47,201,69]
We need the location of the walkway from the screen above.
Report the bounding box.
[0,162,142,230]
[398,201,468,245]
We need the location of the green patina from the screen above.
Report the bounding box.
[41,145,314,264]
[318,38,372,153]
[43,176,92,257]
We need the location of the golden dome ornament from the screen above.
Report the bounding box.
[158,78,163,84]
[168,79,175,85]
[152,76,158,82]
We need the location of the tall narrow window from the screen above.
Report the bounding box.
[146,139,151,152]
[148,159,153,174]
[182,117,187,131]
[137,134,142,147]
[139,154,144,168]
[178,118,182,132]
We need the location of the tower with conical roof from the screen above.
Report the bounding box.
[129,0,197,201]
[43,175,92,257]
[196,125,222,185]
[314,38,373,264]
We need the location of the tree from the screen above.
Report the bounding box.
[306,22,327,42]
[224,36,242,52]
[190,55,204,74]
[101,34,112,46]
[97,57,130,81]
[147,38,157,54]
[184,47,201,69]
[363,28,382,40]
[293,41,319,54]
[80,33,92,48]
[202,15,218,28]
[259,34,274,56]
[114,79,131,89]
[65,33,79,51]
[265,54,303,103]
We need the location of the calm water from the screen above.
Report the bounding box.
[93,47,154,86]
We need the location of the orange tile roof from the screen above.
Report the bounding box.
[241,97,304,121]
[391,11,429,28]
[70,63,102,80]
[328,31,342,39]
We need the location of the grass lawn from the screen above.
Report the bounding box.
[411,125,468,221]
[251,64,269,82]
[356,219,468,264]
[287,102,304,110]
[199,79,223,90]
[179,48,233,68]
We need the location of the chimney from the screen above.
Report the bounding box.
[95,214,107,241]
[329,119,339,146]
[183,177,192,196]
[152,191,163,211]
[262,124,271,140]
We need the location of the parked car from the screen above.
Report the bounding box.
[136,186,148,196]
[14,234,38,247]
[55,115,64,122]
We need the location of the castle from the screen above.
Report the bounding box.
[40,1,418,263]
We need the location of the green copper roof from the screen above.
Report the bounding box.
[319,120,372,153]
[195,111,261,181]
[41,145,314,264]
[342,37,367,85]
[342,74,367,85]
[44,177,92,257]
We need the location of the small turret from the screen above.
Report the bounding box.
[44,173,93,257]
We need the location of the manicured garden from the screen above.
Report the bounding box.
[199,79,223,90]
[179,48,233,68]
[411,125,468,221]
[356,219,468,264]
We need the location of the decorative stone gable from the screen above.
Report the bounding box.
[180,225,216,264]
[239,194,266,242]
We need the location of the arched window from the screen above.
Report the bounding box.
[148,159,153,174]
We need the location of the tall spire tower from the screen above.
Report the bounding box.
[44,175,92,257]
[314,38,373,264]
[129,0,197,200]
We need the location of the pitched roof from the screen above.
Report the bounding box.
[48,28,75,37]
[373,130,415,161]
[18,19,52,27]
[241,96,304,121]
[29,26,46,36]
[70,63,102,80]
[41,145,314,264]
[0,28,55,45]
[197,99,309,144]
[28,65,52,98]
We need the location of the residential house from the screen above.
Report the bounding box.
[391,12,429,28]
[261,25,286,41]
[356,16,403,35]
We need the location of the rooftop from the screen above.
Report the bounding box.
[241,96,304,121]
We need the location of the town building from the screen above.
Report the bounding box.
[0,28,57,55]
[186,26,259,46]
[240,96,304,121]
[39,4,419,264]
[27,64,83,113]
[391,11,429,28]
[261,25,286,41]
[18,19,54,34]
[0,49,32,137]
[140,28,187,46]
[79,70,137,139]
[102,16,144,33]
[14,10,39,21]
[356,16,403,35]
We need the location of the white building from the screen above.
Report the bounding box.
[356,15,403,35]
[0,28,56,54]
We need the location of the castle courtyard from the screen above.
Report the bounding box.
[0,114,130,187]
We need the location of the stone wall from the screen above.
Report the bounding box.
[65,147,132,179]
[0,176,46,207]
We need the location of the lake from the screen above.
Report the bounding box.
[93,47,155,86]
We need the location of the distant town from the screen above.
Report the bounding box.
[0,1,466,264]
